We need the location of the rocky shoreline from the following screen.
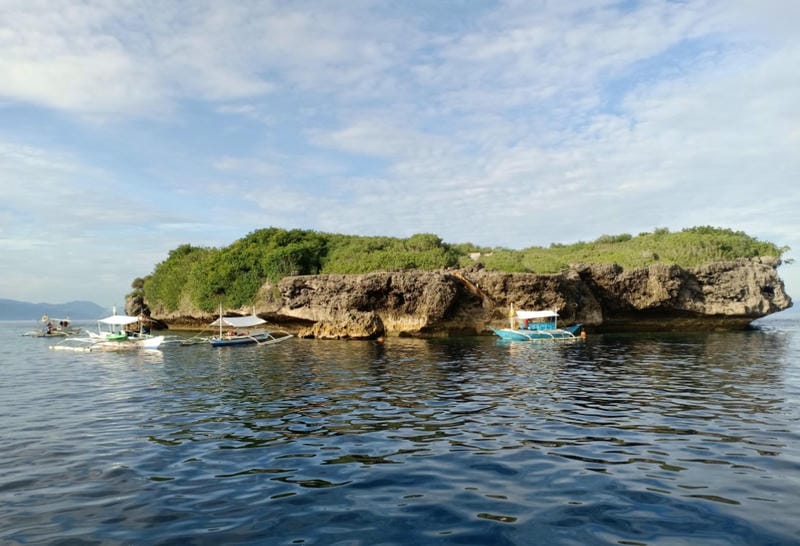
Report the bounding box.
[130,257,792,339]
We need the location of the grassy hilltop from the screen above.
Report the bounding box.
[135,226,789,313]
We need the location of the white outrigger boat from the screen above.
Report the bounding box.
[209,307,292,347]
[50,314,164,352]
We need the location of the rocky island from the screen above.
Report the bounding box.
[133,256,792,339]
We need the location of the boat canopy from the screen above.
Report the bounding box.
[210,315,267,328]
[98,315,141,326]
[41,315,71,322]
[516,310,558,319]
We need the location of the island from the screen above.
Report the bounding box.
[127,227,793,339]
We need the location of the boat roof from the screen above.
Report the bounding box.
[516,310,559,319]
[98,315,141,326]
[210,315,267,328]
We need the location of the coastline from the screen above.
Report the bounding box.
[134,258,792,339]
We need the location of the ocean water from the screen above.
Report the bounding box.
[1,317,799,545]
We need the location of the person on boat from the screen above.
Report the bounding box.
[137,314,151,334]
[47,322,53,335]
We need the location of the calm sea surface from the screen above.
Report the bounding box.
[1,317,799,545]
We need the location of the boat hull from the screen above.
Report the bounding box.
[23,330,79,338]
[493,323,582,341]
[209,331,293,348]
[210,332,272,347]
[50,335,165,352]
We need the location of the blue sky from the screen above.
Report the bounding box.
[1,0,798,310]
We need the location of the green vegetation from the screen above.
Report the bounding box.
[142,226,788,313]
[475,226,789,274]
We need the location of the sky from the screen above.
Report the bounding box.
[1,0,798,310]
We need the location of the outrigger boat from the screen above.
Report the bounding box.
[209,308,292,347]
[23,315,81,337]
[493,309,582,341]
[50,314,164,352]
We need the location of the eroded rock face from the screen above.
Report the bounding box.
[145,258,792,338]
[274,272,462,338]
[261,258,792,338]
[569,257,791,331]
[124,293,168,330]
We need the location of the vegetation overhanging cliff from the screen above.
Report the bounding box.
[127,227,793,338]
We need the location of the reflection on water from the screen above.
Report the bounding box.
[1,322,799,544]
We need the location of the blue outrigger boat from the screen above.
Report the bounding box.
[493,309,582,341]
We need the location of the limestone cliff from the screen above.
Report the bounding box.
[146,257,791,339]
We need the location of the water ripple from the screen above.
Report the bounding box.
[2,326,800,544]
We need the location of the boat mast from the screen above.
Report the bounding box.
[219,302,223,338]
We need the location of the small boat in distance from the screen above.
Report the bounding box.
[22,315,81,337]
[209,308,293,347]
[493,309,582,341]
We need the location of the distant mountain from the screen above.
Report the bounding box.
[0,299,109,320]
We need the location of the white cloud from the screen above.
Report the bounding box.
[0,139,204,303]
[0,3,165,117]
[312,119,459,160]
[213,156,283,179]
[215,103,274,125]
[0,1,420,119]
[717,0,800,41]
[421,0,708,117]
